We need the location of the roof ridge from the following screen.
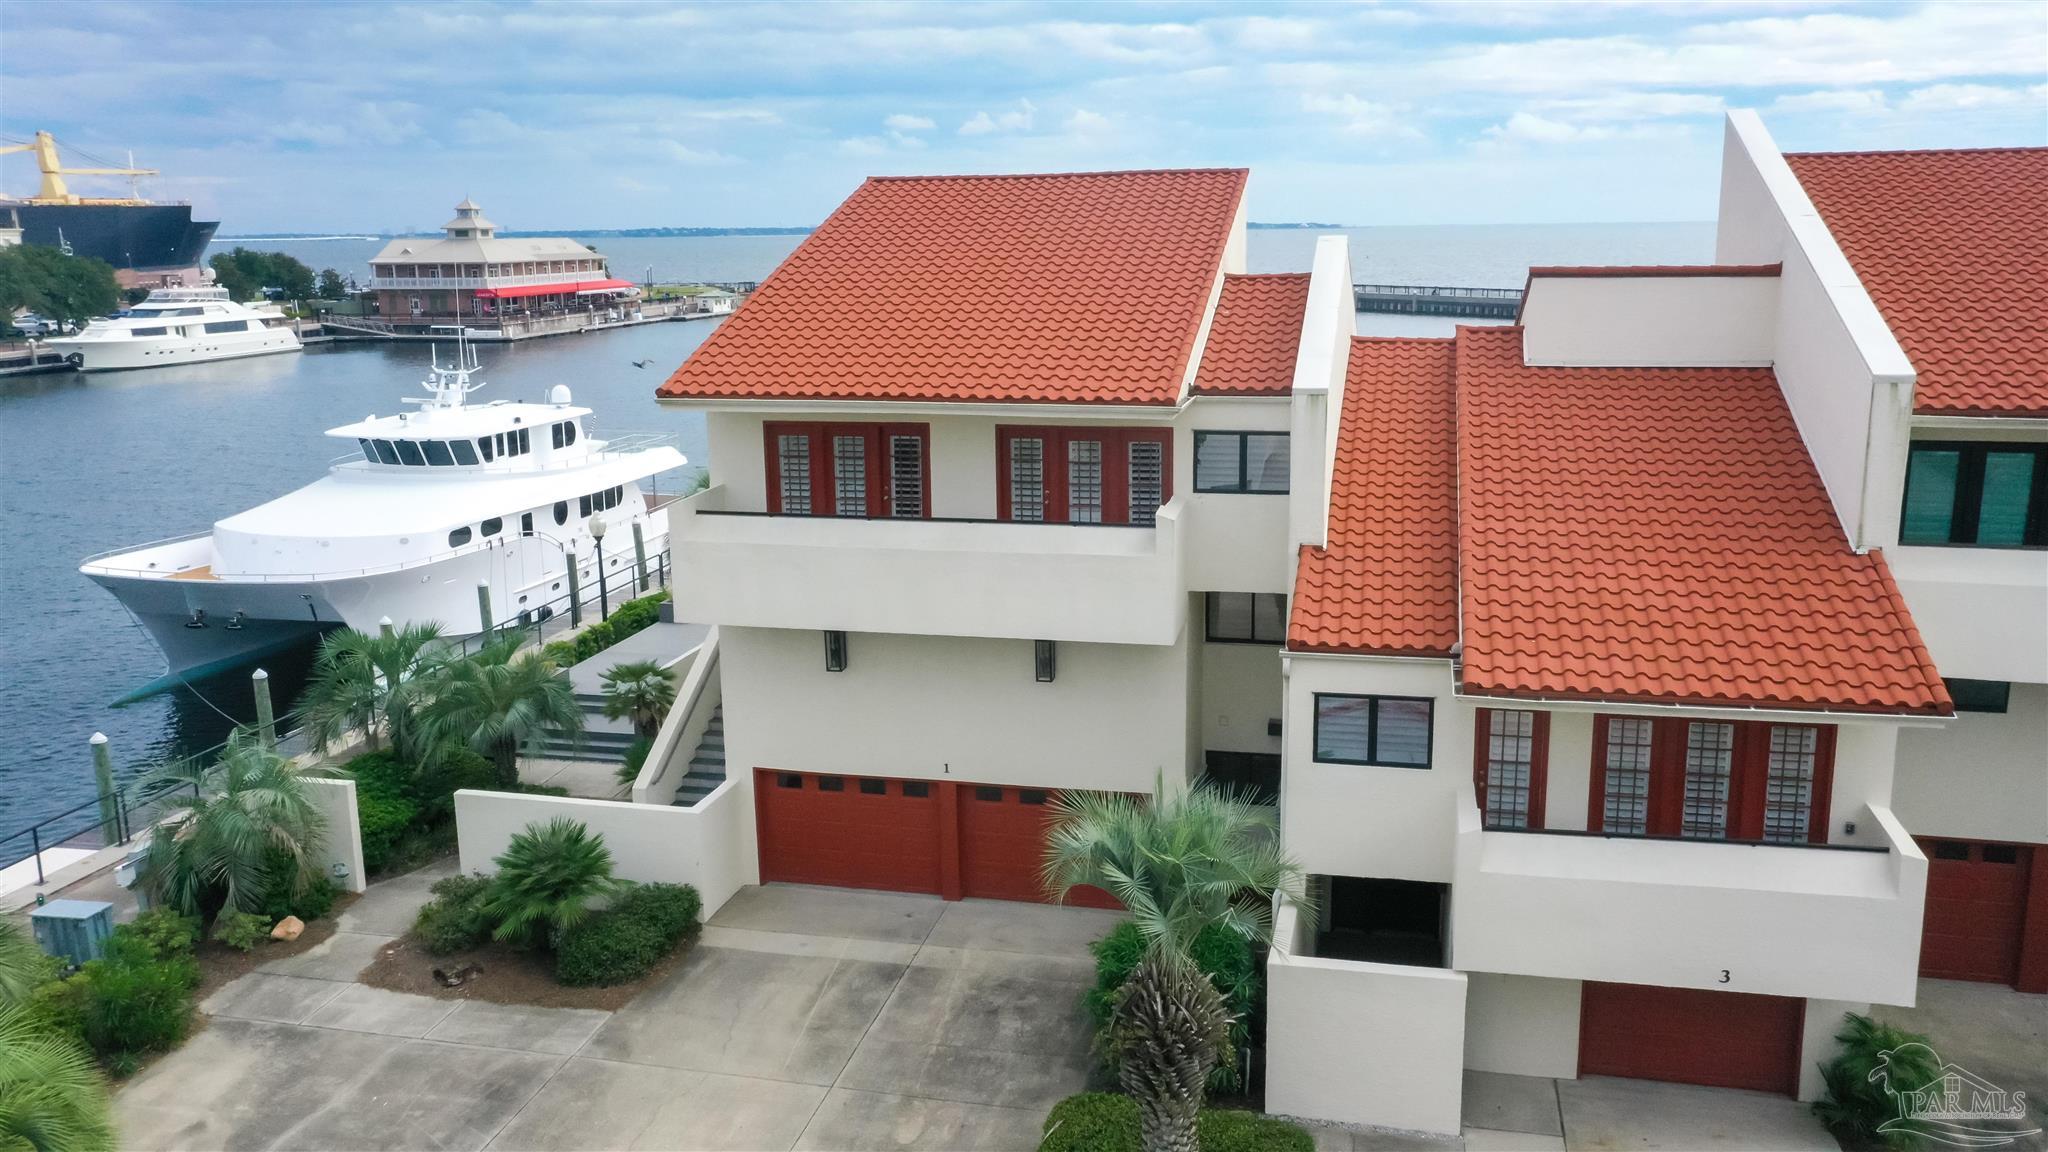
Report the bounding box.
[1787,145,2048,159]
[1350,335,1455,346]
[865,167,1250,182]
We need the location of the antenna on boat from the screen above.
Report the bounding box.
[412,324,485,410]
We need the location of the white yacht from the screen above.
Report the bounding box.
[81,329,686,683]
[49,286,300,371]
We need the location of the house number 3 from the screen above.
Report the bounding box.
[1718,970,1731,984]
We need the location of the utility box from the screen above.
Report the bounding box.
[30,899,115,966]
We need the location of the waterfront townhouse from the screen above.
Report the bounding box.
[639,114,2041,1135]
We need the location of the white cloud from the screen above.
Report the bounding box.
[959,98,1036,135]
[837,136,891,157]
[658,139,737,166]
[1899,83,2039,113]
[1301,93,1418,138]
[1484,111,1615,144]
[1771,88,1890,115]
[1532,92,1725,121]
[883,113,935,133]
[1064,108,1112,134]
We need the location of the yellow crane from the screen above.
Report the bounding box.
[0,131,158,206]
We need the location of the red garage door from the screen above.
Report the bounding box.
[1580,982,1803,1095]
[757,772,1123,907]
[1919,839,2032,985]
[755,771,942,894]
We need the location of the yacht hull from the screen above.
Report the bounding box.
[52,328,302,372]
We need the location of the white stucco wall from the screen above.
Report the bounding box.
[1201,642,1283,757]
[1894,684,2048,845]
[1463,973,1582,1079]
[1519,274,1779,367]
[1889,547,2048,683]
[1288,236,1353,554]
[1280,654,1468,883]
[1799,999,1870,1103]
[1182,397,1293,594]
[717,625,1190,796]
[455,784,752,919]
[302,777,366,894]
[1542,711,1594,832]
[1266,903,1467,1135]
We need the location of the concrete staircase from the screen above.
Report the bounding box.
[672,705,726,806]
[536,691,639,764]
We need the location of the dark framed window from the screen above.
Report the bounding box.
[824,630,848,672]
[553,501,568,525]
[395,439,425,467]
[974,786,1003,802]
[902,780,931,798]
[817,775,845,792]
[563,422,576,446]
[1193,431,1290,494]
[766,421,930,518]
[997,426,1173,526]
[858,778,886,796]
[1945,678,2011,713]
[1587,715,1836,844]
[371,439,400,465]
[479,436,495,462]
[1901,440,2047,548]
[451,439,479,465]
[1034,639,1057,682]
[1474,709,1549,830]
[481,517,503,537]
[447,526,472,548]
[423,439,455,466]
[520,512,534,536]
[1312,694,1433,768]
[776,773,802,789]
[1206,592,1286,644]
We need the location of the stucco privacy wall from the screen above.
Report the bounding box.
[1288,236,1354,553]
[1895,683,2048,845]
[1265,901,1467,1135]
[1519,273,1779,368]
[1281,654,1468,883]
[1888,547,2048,683]
[1800,999,1869,1103]
[455,785,751,918]
[1201,641,1283,758]
[1183,396,1294,594]
[1463,973,1581,1079]
[302,777,366,894]
[1714,110,1916,551]
[717,625,1191,796]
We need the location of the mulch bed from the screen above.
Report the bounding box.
[192,890,362,1001]
[355,930,696,1012]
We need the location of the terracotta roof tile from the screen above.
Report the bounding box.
[1455,326,1948,714]
[1190,274,1309,396]
[658,168,1247,406]
[1288,338,1460,657]
[1785,148,2048,417]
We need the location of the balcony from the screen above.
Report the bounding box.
[665,485,1186,645]
[368,272,604,292]
[1448,780,1926,1004]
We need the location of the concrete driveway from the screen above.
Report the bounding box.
[117,882,1121,1151]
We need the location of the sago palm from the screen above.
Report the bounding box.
[137,728,329,921]
[0,1004,115,1152]
[303,621,446,755]
[1042,782,1310,1152]
[599,660,677,741]
[482,818,621,947]
[417,641,581,789]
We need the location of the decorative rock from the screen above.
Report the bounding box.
[270,915,305,941]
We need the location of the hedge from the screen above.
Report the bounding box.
[412,873,494,955]
[1040,1094,1312,1152]
[29,910,203,1066]
[554,881,702,986]
[346,746,496,872]
[540,590,671,668]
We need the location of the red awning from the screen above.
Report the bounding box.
[473,278,635,300]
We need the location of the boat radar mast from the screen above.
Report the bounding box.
[406,325,487,411]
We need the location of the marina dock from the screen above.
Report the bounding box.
[315,296,728,343]
[1354,282,1522,319]
[0,345,74,377]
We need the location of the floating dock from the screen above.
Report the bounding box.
[1354,283,1522,319]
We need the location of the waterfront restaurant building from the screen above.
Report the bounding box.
[366,199,634,325]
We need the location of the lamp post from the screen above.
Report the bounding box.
[590,517,611,621]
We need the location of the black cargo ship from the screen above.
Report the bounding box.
[6,202,218,272]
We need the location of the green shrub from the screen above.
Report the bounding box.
[1814,1013,1941,1150]
[483,818,622,947]
[120,910,198,963]
[541,640,579,667]
[355,788,418,874]
[555,591,671,666]
[412,873,493,955]
[1086,920,1258,1090]
[1040,1095,1311,1152]
[262,870,338,924]
[210,911,271,952]
[554,911,666,986]
[23,970,92,1043]
[614,883,701,943]
[619,736,653,786]
[79,957,192,1057]
[408,747,496,823]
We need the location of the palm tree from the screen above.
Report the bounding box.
[302,622,446,756]
[137,729,329,922]
[1042,782,1310,1152]
[599,660,677,741]
[0,920,45,1008]
[0,1005,115,1152]
[482,818,621,947]
[416,641,581,790]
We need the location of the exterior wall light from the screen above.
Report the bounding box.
[825,630,849,672]
[1034,639,1057,682]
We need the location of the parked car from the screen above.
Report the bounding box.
[10,311,63,337]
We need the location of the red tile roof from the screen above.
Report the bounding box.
[1785,147,2048,417]
[1455,326,1946,714]
[1289,326,1949,716]
[1190,274,1310,397]
[658,168,1248,406]
[1288,338,1459,657]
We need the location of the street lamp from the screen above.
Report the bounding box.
[589,517,611,621]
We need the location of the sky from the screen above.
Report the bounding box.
[3,1,2043,233]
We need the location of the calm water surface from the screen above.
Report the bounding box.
[0,224,1711,839]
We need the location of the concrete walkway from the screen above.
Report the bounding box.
[116,880,1123,1151]
[564,620,705,695]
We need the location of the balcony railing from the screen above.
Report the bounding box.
[368,272,608,291]
[1447,780,1926,1004]
[667,485,1187,645]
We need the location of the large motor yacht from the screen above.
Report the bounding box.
[81,329,686,684]
[48,286,301,371]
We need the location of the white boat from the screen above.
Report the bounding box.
[48,286,300,371]
[81,328,687,685]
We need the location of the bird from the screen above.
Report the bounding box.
[630,359,654,369]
